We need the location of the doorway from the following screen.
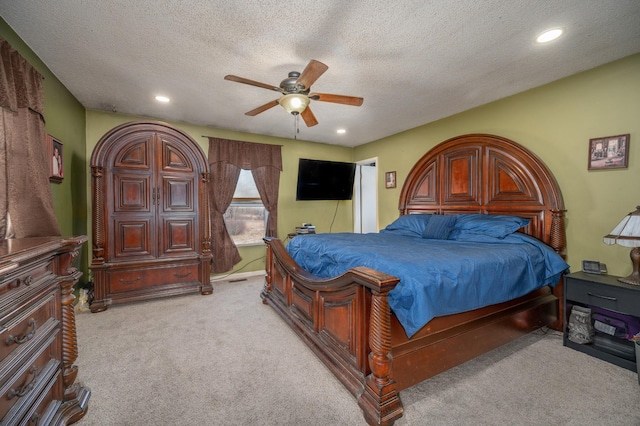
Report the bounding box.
[353,158,378,234]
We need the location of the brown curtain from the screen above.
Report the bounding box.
[208,137,282,273]
[0,37,60,239]
[208,160,242,273]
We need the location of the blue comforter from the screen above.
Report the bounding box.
[286,232,569,337]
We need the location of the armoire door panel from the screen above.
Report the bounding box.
[113,139,151,170]
[113,174,151,212]
[113,218,154,259]
[161,219,196,255]
[160,138,194,172]
[162,178,194,211]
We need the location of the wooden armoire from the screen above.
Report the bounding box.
[89,121,212,312]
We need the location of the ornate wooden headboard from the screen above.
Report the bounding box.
[398,134,566,255]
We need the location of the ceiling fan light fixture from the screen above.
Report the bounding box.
[279,93,310,115]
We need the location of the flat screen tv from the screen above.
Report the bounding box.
[296,158,356,201]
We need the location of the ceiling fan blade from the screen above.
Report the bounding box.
[301,106,318,127]
[310,93,364,106]
[245,99,279,116]
[296,60,329,91]
[224,75,283,92]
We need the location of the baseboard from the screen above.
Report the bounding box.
[210,270,265,283]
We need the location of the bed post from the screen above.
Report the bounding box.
[358,284,403,425]
[261,238,273,304]
[548,209,567,331]
[549,209,567,257]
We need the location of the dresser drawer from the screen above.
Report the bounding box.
[566,276,640,316]
[10,369,63,426]
[0,236,89,424]
[0,327,60,420]
[109,262,200,293]
[0,291,59,363]
[0,261,52,299]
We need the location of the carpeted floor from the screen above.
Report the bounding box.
[73,275,640,425]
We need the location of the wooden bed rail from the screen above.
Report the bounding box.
[262,237,404,425]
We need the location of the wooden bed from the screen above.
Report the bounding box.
[261,134,567,425]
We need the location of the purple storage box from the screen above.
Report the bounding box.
[590,305,640,341]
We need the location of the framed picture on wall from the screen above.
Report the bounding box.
[385,171,396,189]
[588,134,630,170]
[48,134,64,183]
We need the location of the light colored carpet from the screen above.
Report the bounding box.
[73,276,640,425]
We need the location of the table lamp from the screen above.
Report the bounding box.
[603,206,640,285]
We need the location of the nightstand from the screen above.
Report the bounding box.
[564,271,640,372]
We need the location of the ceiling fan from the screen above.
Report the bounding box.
[224,59,363,127]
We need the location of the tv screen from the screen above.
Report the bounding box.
[296,158,356,201]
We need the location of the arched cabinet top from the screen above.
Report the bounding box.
[90,120,208,173]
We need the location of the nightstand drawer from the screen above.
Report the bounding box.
[565,273,640,317]
[566,277,640,316]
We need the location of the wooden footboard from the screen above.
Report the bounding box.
[262,237,561,425]
[262,237,404,425]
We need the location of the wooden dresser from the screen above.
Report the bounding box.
[89,121,212,312]
[0,237,90,425]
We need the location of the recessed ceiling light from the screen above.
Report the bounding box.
[337,129,346,134]
[536,28,563,44]
[155,95,170,103]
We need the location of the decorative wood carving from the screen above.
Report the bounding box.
[0,236,90,424]
[89,121,213,311]
[263,134,566,425]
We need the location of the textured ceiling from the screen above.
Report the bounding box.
[1,1,639,147]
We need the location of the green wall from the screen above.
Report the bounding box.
[85,111,354,276]
[355,54,640,278]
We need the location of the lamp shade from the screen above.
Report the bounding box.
[278,94,309,115]
[603,206,640,247]
[604,206,640,285]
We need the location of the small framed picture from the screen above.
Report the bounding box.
[385,171,396,189]
[588,134,630,170]
[48,134,64,183]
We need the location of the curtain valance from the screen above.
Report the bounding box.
[0,38,44,116]
[207,137,282,170]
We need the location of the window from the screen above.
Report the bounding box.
[223,169,267,245]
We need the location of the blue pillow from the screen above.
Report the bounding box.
[450,214,529,239]
[383,214,432,237]
[422,215,456,239]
